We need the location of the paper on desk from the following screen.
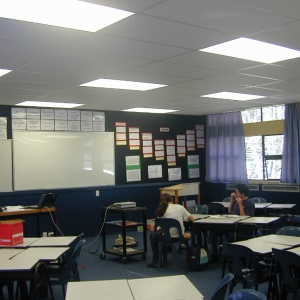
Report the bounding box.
[210,215,239,219]
[5,206,25,211]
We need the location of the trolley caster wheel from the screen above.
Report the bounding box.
[122,257,127,264]
[100,254,106,260]
[142,254,147,260]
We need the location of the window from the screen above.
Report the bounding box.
[242,105,284,123]
[245,135,284,180]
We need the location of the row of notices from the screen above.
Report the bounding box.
[0,117,7,139]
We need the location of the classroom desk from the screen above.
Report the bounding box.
[0,238,40,248]
[29,236,77,247]
[265,203,297,217]
[232,239,289,255]
[66,275,204,300]
[255,234,300,246]
[0,248,25,259]
[190,214,209,220]
[0,206,57,236]
[128,275,204,300]
[287,246,300,256]
[237,216,279,234]
[66,280,134,300]
[191,215,250,245]
[12,247,69,261]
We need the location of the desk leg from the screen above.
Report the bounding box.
[36,215,40,237]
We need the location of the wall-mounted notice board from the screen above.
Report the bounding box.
[13,131,115,191]
[0,140,13,192]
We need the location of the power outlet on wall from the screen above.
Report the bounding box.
[96,190,100,197]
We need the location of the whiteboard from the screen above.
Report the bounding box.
[13,131,115,191]
[0,140,13,192]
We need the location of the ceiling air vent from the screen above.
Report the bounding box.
[262,185,299,193]
[226,184,259,191]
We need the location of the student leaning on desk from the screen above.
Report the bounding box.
[209,184,255,262]
[147,193,195,268]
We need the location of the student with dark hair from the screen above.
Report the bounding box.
[147,193,195,268]
[209,184,255,262]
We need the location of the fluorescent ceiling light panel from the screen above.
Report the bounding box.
[122,108,178,114]
[0,68,12,77]
[0,0,134,32]
[81,79,167,91]
[199,38,300,63]
[202,92,265,101]
[16,101,83,108]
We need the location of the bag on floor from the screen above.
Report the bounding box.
[188,245,209,271]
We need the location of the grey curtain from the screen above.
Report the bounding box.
[206,111,247,183]
[281,103,300,183]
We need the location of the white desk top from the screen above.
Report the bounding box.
[287,246,300,256]
[12,247,69,261]
[0,248,25,259]
[66,280,134,300]
[238,217,279,224]
[128,275,204,300]
[0,257,39,271]
[254,203,272,209]
[0,238,40,248]
[233,240,289,255]
[29,236,77,247]
[267,204,296,209]
[254,234,300,246]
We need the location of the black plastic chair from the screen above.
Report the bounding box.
[227,289,267,300]
[249,198,267,203]
[206,202,227,215]
[223,243,272,295]
[155,218,187,271]
[0,281,13,300]
[210,273,234,300]
[49,239,85,299]
[276,226,300,236]
[272,247,300,300]
[188,205,209,248]
[235,223,260,242]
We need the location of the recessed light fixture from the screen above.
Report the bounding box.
[0,68,12,77]
[16,101,84,108]
[202,92,265,101]
[199,38,300,63]
[81,79,167,91]
[122,108,178,114]
[0,0,134,32]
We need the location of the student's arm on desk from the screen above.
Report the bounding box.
[188,215,195,221]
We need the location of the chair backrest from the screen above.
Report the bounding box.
[223,243,264,282]
[222,197,232,202]
[155,218,183,244]
[63,233,84,264]
[236,223,260,241]
[227,289,267,300]
[249,197,267,203]
[276,225,300,236]
[272,248,300,290]
[210,273,234,300]
[50,239,85,284]
[206,202,227,215]
[188,205,208,214]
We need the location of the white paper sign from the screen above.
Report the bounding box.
[168,168,181,181]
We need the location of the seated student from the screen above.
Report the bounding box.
[209,183,255,262]
[147,193,195,268]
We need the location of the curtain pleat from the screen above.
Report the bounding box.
[281,103,300,183]
[206,111,247,183]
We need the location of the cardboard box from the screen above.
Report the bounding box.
[0,220,24,245]
[147,219,155,231]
